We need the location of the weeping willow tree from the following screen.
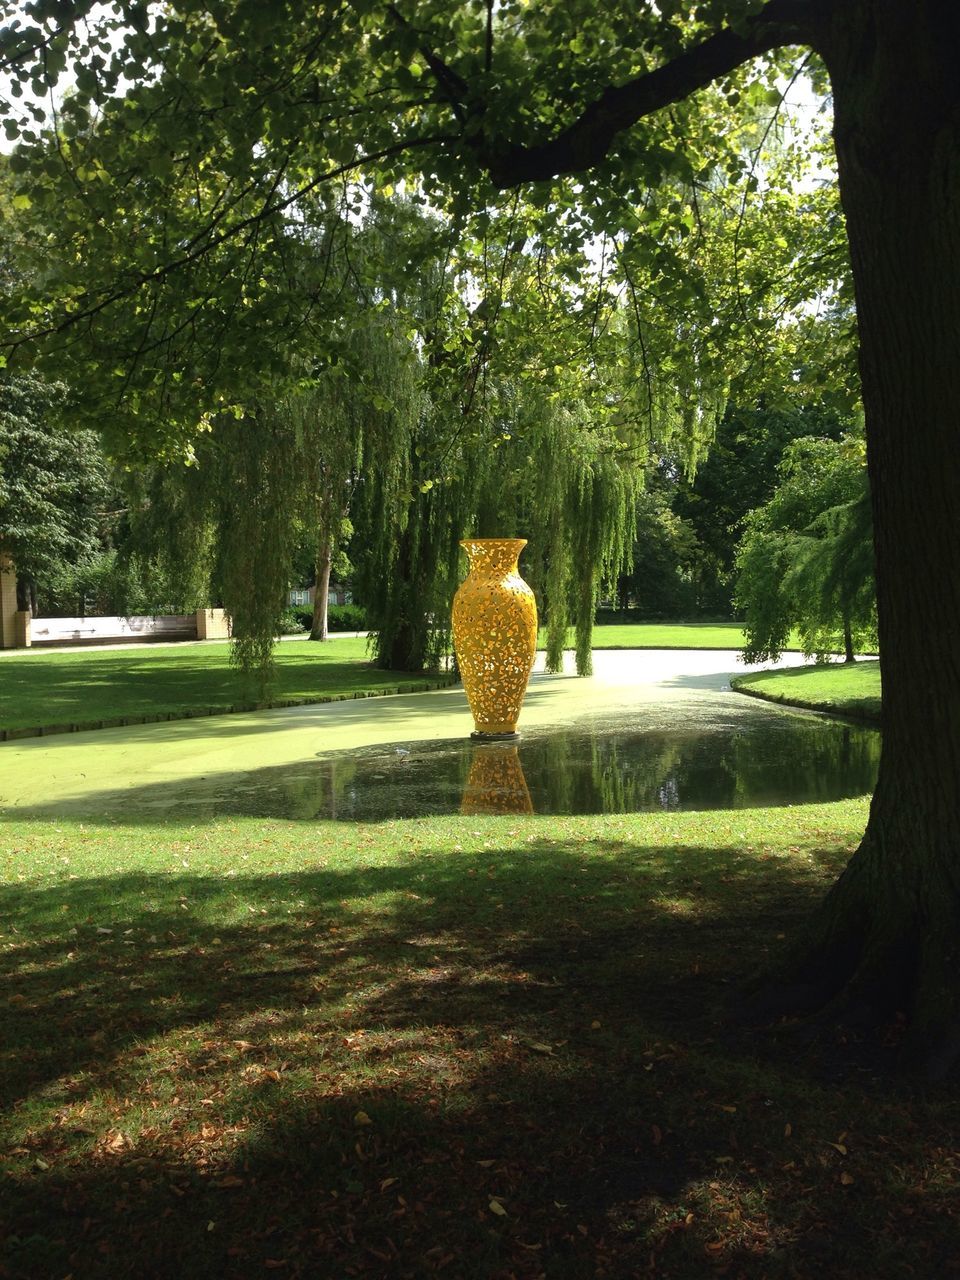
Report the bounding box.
[348,215,642,677]
[465,392,639,676]
[120,305,423,686]
[118,194,681,683]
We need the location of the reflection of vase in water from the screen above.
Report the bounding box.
[452,538,538,738]
[460,743,534,815]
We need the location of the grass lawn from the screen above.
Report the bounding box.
[3,801,957,1279]
[0,639,452,738]
[537,622,752,651]
[732,661,882,723]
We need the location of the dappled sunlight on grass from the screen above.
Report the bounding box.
[2,804,957,1276]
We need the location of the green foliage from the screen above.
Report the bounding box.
[0,4,855,680]
[0,373,111,604]
[277,607,308,636]
[733,433,876,662]
[616,468,700,618]
[327,604,366,632]
[0,2,851,461]
[287,603,365,633]
[673,403,846,613]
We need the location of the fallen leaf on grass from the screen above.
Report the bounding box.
[840,1172,855,1186]
[489,1199,507,1216]
[354,1110,373,1126]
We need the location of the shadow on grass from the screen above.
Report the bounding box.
[2,836,955,1278]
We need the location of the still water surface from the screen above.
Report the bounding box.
[50,704,878,821]
[303,711,879,820]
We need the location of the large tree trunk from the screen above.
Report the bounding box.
[842,615,854,665]
[309,535,332,642]
[763,1,960,1077]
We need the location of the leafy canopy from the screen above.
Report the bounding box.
[0,1,848,466]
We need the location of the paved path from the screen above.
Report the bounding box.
[0,650,810,817]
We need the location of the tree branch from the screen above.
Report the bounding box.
[4,131,457,355]
[386,3,470,124]
[480,0,820,187]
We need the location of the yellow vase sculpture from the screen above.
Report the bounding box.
[452,538,538,738]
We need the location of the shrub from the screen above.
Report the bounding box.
[277,607,309,635]
[282,603,366,634]
[327,603,366,631]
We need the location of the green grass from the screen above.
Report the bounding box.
[540,621,752,650]
[733,661,882,723]
[2,802,957,1279]
[0,638,453,737]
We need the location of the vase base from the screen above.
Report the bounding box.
[471,730,520,742]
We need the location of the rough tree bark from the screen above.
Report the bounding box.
[761,0,960,1077]
[479,0,960,1074]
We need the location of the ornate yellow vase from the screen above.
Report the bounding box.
[452,538,538,738]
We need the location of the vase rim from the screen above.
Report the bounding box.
[460,537,527,548]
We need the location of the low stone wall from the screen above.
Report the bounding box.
[29,614,197,646]
[5,608,231,649]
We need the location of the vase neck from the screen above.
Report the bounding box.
[461,538,527,575]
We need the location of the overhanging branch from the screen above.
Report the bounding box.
[480,0,820,187]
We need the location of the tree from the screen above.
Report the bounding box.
[734,434,875,662]
[613,463,701,619]
[0,372,110,612]
[673,403,845,613]
[2,0,959,1073]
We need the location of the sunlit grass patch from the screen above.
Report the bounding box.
[733,661,881,722]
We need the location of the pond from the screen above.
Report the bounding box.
[4,705,878,822]
[221,709,879,820]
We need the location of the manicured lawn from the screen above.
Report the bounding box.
[3,801,957,1279]
[732,661,882,723]
[586,622,751,649]
[0,639,452,737]
[546,622,813,650]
